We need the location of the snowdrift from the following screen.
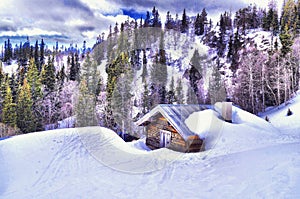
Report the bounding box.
[185,105,281,155]
[0,104,300,198]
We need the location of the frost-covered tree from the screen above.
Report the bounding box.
[181,9,188,33]
[176,78,184,104]
[80,53,100,96]
[166,76,176,104]
[189,49,205,103]
[186,85,198,104]
[207,64,226,104]
[111,69,134,133]
[234,46,268,113]
[41,55,56,92]
[75,79,98,127]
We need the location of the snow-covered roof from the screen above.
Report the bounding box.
[135,104,214,140]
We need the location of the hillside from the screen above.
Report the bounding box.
[1,96,300,198]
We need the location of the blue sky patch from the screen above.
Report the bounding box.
[122,9,145,20]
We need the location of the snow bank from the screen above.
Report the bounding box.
[261,91,300,137]
[184,109,218,138]
[126,138,151,151]
[0,123,299,198]
[1,94,300,198]
[185,105,282,155]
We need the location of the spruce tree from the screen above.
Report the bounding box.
[181,9,188,33]
[34,40,40,72]
[27,58,43,131]
[142,81,150,114]
[41,56,56,92]
[40,39,45,68]
[194,13,201,36]
[200,8,208,35]
[2,84,17,127]
[281,0,297,32]
[141,50,148,83]
[17,78,35,133]
[81,53,100,95]
[186,85,198,104]
[27,58,42,101]
[75,79,98,127]
[176,78,184,104]
[208,64,226,104]
[189,49,204,102]
[280,25,293,56]
[166,76,176,104]
[69,53,80,81]
[111,68,134,133]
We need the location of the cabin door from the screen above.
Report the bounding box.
[160,130,171,148]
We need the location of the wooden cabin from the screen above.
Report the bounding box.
[135,104,213,153]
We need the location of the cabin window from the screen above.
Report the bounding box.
[160,130,171,148]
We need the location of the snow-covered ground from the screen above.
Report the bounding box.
[1,93,300,198]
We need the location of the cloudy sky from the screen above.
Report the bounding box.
[0,0,283,47]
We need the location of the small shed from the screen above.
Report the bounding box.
[135,104,212,153]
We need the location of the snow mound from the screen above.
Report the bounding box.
[0,123,300,198]
[184,109,218,138]
[126,138,151,151]
[261,91,300,137]
[185,106,281,155]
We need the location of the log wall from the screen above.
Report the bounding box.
[145,113,203,152]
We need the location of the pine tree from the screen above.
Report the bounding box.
[9,73,17,103]
[189,49,204,102]
[281,0,297,32]
[75,79,98,127]
[111,68,134,133]
[27,58,42,101]
[186,85,198,104]
[207,64,226,104]
[2,84,17,127]
[105,52,129,128]
[280,25,293,56]
[69,52,80,81]
[199,8,208,35]
[27,58,43,131]
[41,55,56,91]
[141,50,148,83]
[57,64,66,89]
[181,9,188,33]
[0,62,4,86]
[165,11,174,30]
[227,35,234,60]
[142,81,150,114]
[194,13,201,36]
[176,78,184,104]
[34,40,40,72]
[152,6,162,28]
[0,74,8,120]
[166,76,176,104]
[16,78,35,133]
[81,53,100,95]
[40,39,45,68]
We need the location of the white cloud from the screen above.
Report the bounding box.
[80,0,122,14]
[0,0,285,47]
[0,28,62,37]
